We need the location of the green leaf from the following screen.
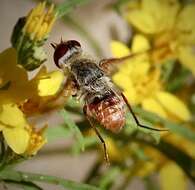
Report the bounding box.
[144,176,159,190]
[112,0,130,13]
[60,109,85,151]
[0,169,100,190]
[166,67,190,92]
[71,136,98,154]
[55,0,92,18]
[125,112,161,144]
[22,185,42,190]
[161,60,175,82]
[45,125,72,142]
[66,97,82,110]
[134,107,195,142]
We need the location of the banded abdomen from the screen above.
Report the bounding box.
[87,93,126,133]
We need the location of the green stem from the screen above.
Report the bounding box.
[3,179,43,190]
[0,169,100,190]
[84,160,102,184]
[133,107,195,142]
[55,0,93,18]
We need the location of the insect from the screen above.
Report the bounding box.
[51,40,168,162]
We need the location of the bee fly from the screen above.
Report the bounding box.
[51,40,167,163]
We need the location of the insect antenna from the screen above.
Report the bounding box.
[60,37,63,43]
[121,93,169,132]
[50,43,57,49]
[83,107,110,164]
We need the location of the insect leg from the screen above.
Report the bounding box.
[121,93,168,132]
[83,106,110,164]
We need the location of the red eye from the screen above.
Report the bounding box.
[53,43,68,68]
[52,40,81,68]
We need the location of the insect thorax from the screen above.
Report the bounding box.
[70,58,113,102]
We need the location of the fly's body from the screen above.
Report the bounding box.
[51,39,168,162]
[70,58,125,133]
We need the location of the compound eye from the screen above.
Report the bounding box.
[53,43,68,68]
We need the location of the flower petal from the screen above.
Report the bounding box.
[131,34,150,53]
[177,45,195,76]
[0,104,27,128]
[156,91,191,121]
[110,41,130,58]
[159,162,186,190]
[3,127,30,154]
[126,0,179,34]
[112,72,132,90]
[142,97,167,118]
[176,4,195,43]
[38,71,64,96]
[124,88,137,105]
[0,48,37,104]
[0,123,5,131]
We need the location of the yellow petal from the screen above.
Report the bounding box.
[3,127,30,154]
[110,41,130,58]
[131,34,150,53]
[136,161,157,177]
[106,137,122,162]
[177,45,195,76]
[130,60,150,76]
[126,9,157,34]
[0,48,28,82]
[124,88,137,105]
[112,72,132,90]
[176,4,195,43]
[156,91,191,121]
[164,133,195,158]
[26,125,47,155]
[0,104,27,128]
[38,71,64,96]
[160,162,186,190]
[0,48,37,104]
[0,123,4,131]
[142,98,167,118]
[126,0,179,34]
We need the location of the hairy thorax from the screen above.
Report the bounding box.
[70,58,110,99]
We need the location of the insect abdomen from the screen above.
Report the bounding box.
[88,94,125,133]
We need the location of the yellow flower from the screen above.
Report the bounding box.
[159,162,187,190]
[124,0,180,34]
[164,132,195,158]
[111,40,191,121]
[23,2,56,41]
[111,39,194,180]
[0,48,36,104]
[0,47,63,154]
[123,0,195,75]
[36,66,64,97]
[20,66,65,115]
[26,125,47,155]
[0,104,29,154]
[11,2,57,70]
[0,104,46,155]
